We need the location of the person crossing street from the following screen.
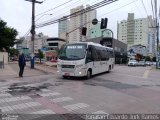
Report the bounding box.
[18,53,26,77]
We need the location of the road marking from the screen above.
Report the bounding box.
[93,111,108,114]
[32,109,55,114]
[51,97,73,103]
[142,70,150,79]
[40,92,61,97]
[0,93,11,97]
[0,102,41,112]
[41,89,52,92]
[0,96,31,103]
[63,103,89,111]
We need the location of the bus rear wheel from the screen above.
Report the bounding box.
[63,76,68,79]
[107,65,111,73]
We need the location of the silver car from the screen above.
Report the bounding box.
[128,60,138,66]
[137,61,146,66]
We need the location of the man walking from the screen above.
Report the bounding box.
[18,53,26,77]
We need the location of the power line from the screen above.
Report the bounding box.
[23,0,86,37]
[151,0,155,20]
[140,0,154,27]
[99,0,138,17]
[23,0,101,37]
[134,0,143,18]
[36,0,74,16]
[36,0,118,28]
[36,0,100,24]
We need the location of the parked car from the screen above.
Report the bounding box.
[145,61,152,66]
[137,60,146,66]
[128,60,138,66]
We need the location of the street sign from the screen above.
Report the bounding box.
[92,19,98,25]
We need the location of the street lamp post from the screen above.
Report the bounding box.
[101,29,114,38]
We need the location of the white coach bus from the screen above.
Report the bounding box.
[57,42,114,79]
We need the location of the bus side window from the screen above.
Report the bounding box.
[91,46,98,61]
[106,48,110,60]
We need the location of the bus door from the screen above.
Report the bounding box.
[91,46,102,74]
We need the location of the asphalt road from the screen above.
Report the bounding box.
[0,64,160,119]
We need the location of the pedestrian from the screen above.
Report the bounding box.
[18,53,26,77]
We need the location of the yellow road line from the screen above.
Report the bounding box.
[142,70,150,79]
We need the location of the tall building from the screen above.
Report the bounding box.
[68,5,97,42]
[58,18,69,40]
[22,33,48,54]
[117,13,156,56]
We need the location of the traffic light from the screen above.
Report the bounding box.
[81,27,87,36]
[100,18,108,29]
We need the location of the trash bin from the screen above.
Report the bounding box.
[0,61,3,69]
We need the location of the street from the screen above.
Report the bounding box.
[0,63,160,119]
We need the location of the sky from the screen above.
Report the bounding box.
[0,0,159,39]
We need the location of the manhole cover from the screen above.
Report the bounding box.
[8,83,54,96]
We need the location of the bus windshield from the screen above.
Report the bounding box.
[58,44,87,60]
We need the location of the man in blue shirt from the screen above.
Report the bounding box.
[18,53,26,77]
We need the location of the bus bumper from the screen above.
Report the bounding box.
[57,68,87,77]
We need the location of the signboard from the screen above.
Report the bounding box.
[101,38,113,48]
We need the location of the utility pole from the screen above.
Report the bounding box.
[25,0,43,69]
[155,0,160,68]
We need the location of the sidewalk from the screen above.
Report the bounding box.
[26,62,57,74]
[0,64,16,76]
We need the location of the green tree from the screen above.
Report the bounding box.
[145,56,151,61]
[152,56,156,62]
[8,48,19,57]
[0,19,18,51]
[37,49,44,63]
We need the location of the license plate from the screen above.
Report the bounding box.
[64,73,70,76]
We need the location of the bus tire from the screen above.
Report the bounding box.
[86,69,92,79]
[63,76,68,79]
[107,65,111,73]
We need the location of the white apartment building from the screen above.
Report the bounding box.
[58,18,69,40]
[117,13,156,56]
[24,33,48,54]
[68,5,97,42]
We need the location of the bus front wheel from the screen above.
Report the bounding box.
[63,76,68,79]
[107,65,111,73]
[86,69,92,79]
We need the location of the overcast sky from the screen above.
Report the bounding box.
[0,0,159,39]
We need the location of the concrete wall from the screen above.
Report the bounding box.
[0,52,8,64]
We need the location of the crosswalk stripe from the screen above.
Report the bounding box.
[0,102,41,112]
[93,111,108,114]
[32,109,55,114]
[40,92,61,97]
[51,97,73,103]
[0,93,11,97]
[0,96,31,103]
[63,103,89,111]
